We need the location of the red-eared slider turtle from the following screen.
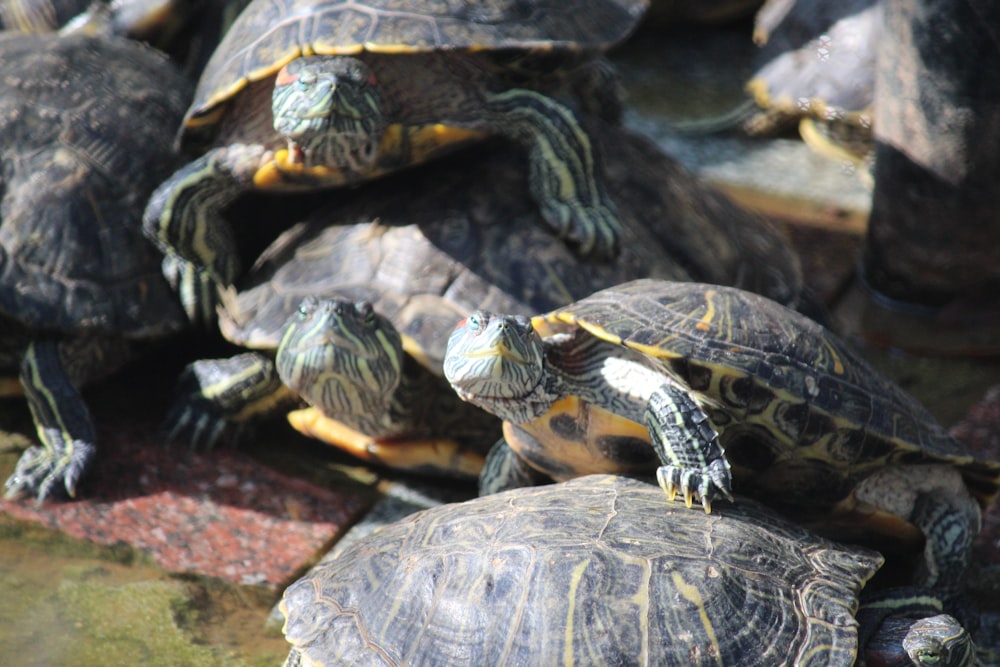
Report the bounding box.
[164,123,804,477]
[142,0,649,326]
[443,279,1000,605]
[0,32,191,501]
[745,0,879,170]
[279,474,976,667]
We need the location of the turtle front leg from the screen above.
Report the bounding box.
[163,352,298,449]
[482,88,621,259]
[478,438,553,496]
[909,493,978,610]
[645,383,733,513]
[5,340,96,502]
[143,143,268,327]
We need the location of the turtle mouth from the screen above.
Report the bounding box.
[459,342,530,366]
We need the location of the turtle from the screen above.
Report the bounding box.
[141,0,650,327]
[442,278,1000,606]
[279,474,977,667]
[743,0,880,171]
[0,32,191,501]
[163,121,804,478]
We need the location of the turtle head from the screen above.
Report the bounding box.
[272,56,383,165]
[443,311,553,423]
[276,296,404,423]
[902,614,975,667]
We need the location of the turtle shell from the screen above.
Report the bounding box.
[188,0,649,126]
[0,32,189,337]
[216,122,802,372]
[280,474,884,666]
[535,279,1000,508]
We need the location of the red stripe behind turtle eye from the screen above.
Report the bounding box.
[275,65,298,86]
[454,317,468,331]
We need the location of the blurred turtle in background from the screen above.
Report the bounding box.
[745,0,880,173]
[0,32,191,501]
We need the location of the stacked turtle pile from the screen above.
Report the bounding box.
[0,0,997,664]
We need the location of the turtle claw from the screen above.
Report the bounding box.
[162,382,245,450]
[162,354,283,450]
[657,463,732,514]
[659,475,678,503]
[163,404,237,450]
[4,438,95,503]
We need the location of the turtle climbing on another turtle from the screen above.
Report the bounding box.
[280,474,977,667]
[164,120,803,478]
[0,31,191,501]
[142,0,650,327]
[443,279,1000,606]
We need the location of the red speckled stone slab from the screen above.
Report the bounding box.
[0,422,372,588]
[951,384,1000,564]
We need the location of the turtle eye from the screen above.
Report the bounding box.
[297,296,317,319]
[297,69,317,88]
[467,311,491,333]
[357,301,375,326]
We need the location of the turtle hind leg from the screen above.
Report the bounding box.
[5,340,97,502]
[482,88,621,259]
[143,143,267,327]
[646,383,733,513]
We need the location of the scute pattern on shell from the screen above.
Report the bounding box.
[544,280,979,463]
[0,32,190,336]
[191,0,649,119]
[281,475,882,666]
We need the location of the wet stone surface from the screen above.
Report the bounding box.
[0,425,369,588]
